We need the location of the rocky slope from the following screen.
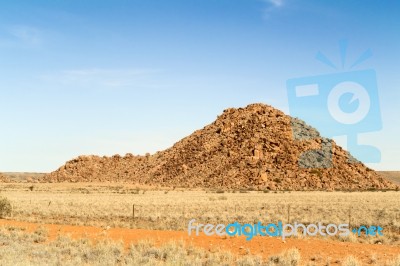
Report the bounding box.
[40,103,398,190]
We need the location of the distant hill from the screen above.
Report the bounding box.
[1,172,45,183]
[378,171,400,186]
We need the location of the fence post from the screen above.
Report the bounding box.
[348,208,351,228]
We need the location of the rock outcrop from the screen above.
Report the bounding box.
[40,103,398,190]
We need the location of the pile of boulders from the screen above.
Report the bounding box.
[40,103,398,190]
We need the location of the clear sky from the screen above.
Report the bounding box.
[0,0,399,172]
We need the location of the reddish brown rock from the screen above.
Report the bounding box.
[40,103,398,191]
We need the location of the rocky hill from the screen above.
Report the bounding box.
[40,103,398,190]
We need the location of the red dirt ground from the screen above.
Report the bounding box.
[0,219,398,265]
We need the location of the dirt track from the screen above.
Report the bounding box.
[0,219,398,265]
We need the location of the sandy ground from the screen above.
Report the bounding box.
[0,219,398,265]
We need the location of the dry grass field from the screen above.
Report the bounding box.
[0,223,399,266]
[0,225,278,266]
[0,182,399,265]
[1,183,400,243]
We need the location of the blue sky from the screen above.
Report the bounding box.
[0,0,399,172]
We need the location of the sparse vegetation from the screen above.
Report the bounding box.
[343,256,361,266]
[0,226,285,265]
[267,248,300,266]
[0,197,12,218]
[0,225,398,266]
[1,183,399,245]
[0,183,398,265]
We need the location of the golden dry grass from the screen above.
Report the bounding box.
[0,225,399,265]
[0,225,262,265]
[1,183,399,245]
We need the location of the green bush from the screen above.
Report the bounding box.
[0,197,12,218]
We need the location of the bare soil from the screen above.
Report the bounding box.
[0,219,398,265]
